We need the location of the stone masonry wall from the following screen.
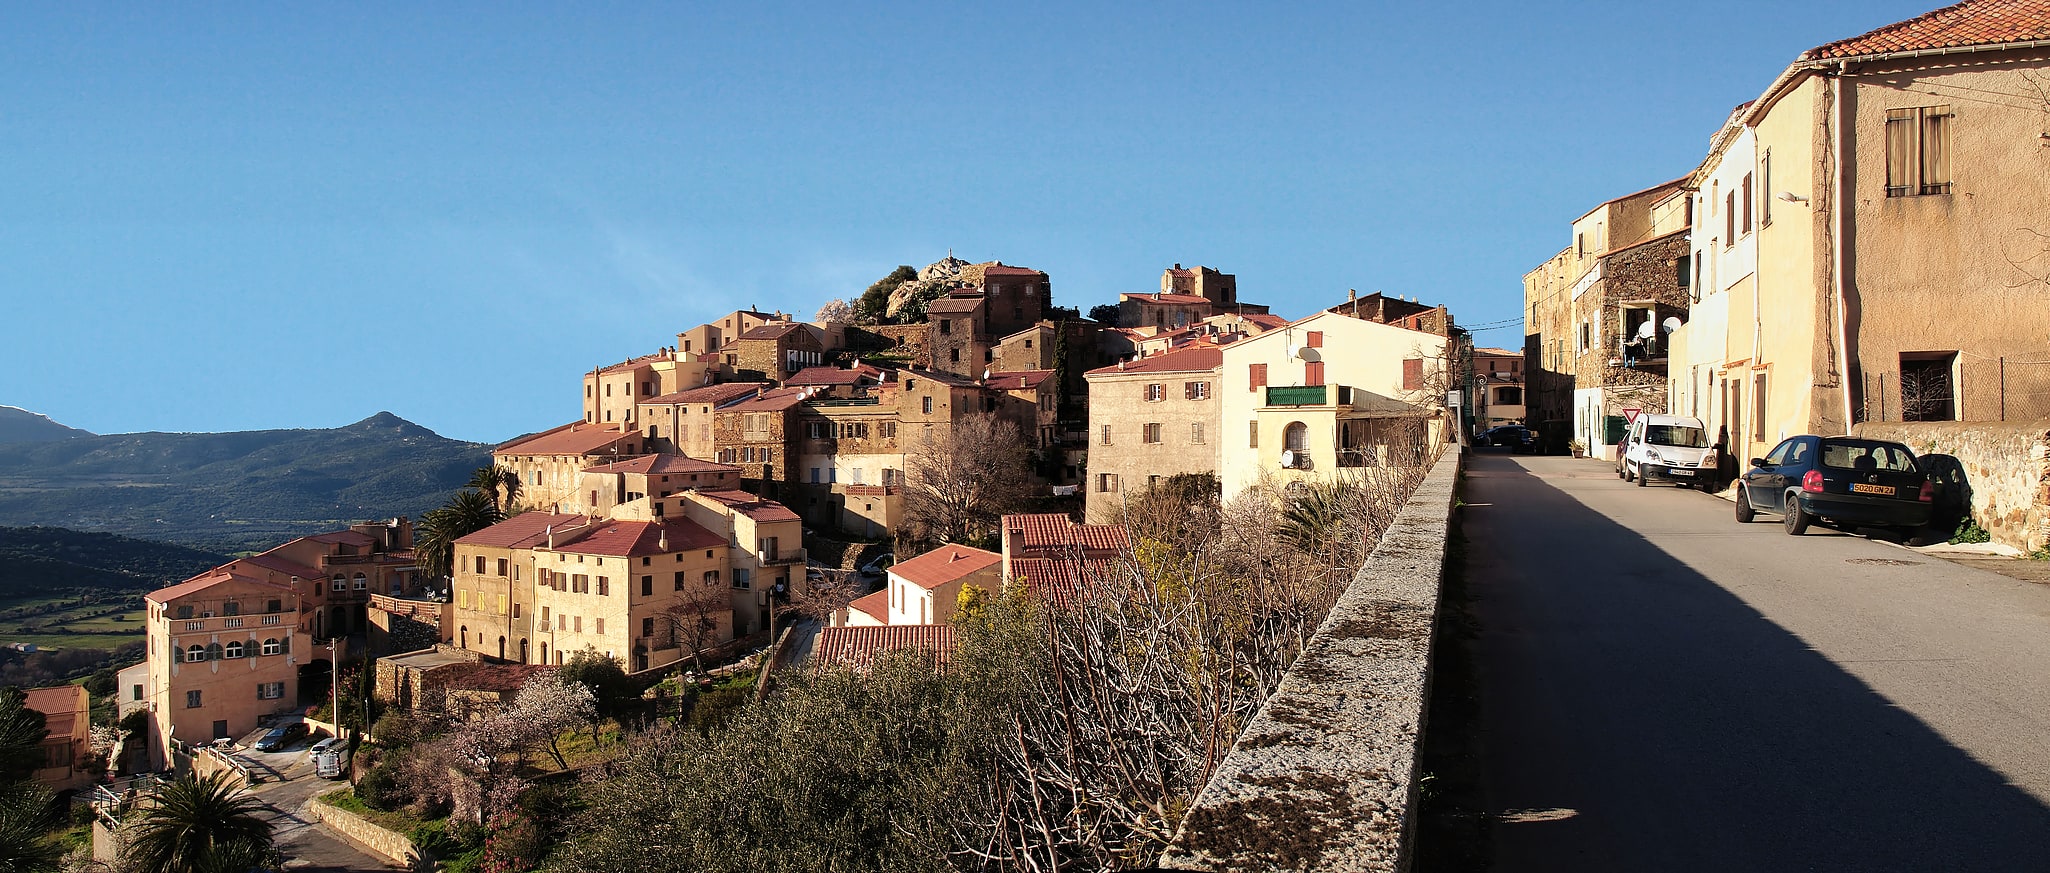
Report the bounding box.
[308,796,427,870]
[1159,445,1462,872]
[1852,420,2050,553]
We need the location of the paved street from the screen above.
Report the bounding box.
[238,739,398,872]
[1462,450,2050,872]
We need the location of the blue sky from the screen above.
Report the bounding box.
[1,1,1942,443]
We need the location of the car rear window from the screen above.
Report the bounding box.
[1646,424,1708,448]
[1820,440,1918,472]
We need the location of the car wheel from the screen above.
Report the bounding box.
[1735,486,1755,523]
[1783,491,1812,535]
[1635,465,1647,487]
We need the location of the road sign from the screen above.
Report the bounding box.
[1623,407,1643,424]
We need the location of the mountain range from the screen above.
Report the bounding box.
[0,406,94,444]
[0,526,229,595]
[0,412,493,552]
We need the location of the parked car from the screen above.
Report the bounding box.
[857,553,895,579]
[1618,414,1717,487]
[309,736,350,779]
[253,721,308,752]
[1478,425,1535,452]
[1734,435,1934,536]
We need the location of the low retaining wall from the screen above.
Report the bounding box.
[307,797,427,871]
[1853,420,2050,553]
[1158,445,1463,872]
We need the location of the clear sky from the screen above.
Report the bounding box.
[1,1,1943,443]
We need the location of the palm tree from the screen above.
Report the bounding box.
[120,772,277,873]
[467,466,523,513]
[416,488,506,582]
[0,780,60,873]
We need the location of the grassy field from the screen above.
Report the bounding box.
[0,592,148,651]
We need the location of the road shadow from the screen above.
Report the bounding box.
[1450,453,2050,873]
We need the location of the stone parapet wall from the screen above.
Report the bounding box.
[307,796,428,870]
[1159,445,1462,872]
[1852,420,2050,553]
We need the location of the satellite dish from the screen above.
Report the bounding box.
[1635,320,1656,340]
[1663,316,1684,335]
[1280,450,1297,469]
[1285,344,1303,360]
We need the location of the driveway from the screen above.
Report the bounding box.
[231,726,398,872]
[1457,451,2050,872]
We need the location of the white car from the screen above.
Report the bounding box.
[1618,414,1717,488]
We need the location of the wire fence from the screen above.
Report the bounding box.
[1861,356,2050,422]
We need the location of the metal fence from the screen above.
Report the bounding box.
[1861,356,2050,422]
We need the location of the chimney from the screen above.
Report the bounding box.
[659,527,668,551]
[546,525,554,549]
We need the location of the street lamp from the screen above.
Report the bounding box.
[327,638,342,736]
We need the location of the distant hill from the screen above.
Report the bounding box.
[0,526,228,596]
[0,407,93,444]
[0,412,492,551]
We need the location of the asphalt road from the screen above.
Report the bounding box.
[231,728,398,872]
[1462,450,2050,872]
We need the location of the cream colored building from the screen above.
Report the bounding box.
[1082,346,1222,522]
[678,489,806,638]
[493,422,642,515]
[1218,309,1451,498]
[1670,0,2050,462]
[637,382,766,457]
[878,544,1001,626]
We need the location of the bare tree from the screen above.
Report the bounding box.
[903,412,1034,549]
[657,588,732,673]
[814,298,856,324]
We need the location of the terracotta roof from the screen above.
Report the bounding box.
[23,686,85,740]
[738,322,804,340]
[786,366,875,386]
[550,517,725,557]
[308,530,376,547]
[1010,557,1120,610]
[495,422,636,456]
[455,512,589,549]
[644,382,767,405]
[241,552,328,581]
[898,367,982,387]
[846,589,889,624]
[598,353,671,374]
[924,296,986,315]
[146,566,293,604]
[1243,314,1290,329]
[1808,0,2050,58]
[426,663,551,694]
[891,544,1003,589]
[693,489,803,522]
[1474,347,1522,357]
[725,387,808,412]
[1126,292,1211,306]
[582,454,737,476]
[985,370,1056,391]
[812,624,957,671]
[980,264,1044,277]
[1003,514,1129,555]
[1084,346,1222,377]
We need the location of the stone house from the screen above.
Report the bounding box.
[986,370,1059,451]
[494,422,643,515]
[636,382,766,458]
[676,309,778,359]
[1472,347,1527,429]
[575,454,741,517]
[450,511,585,666]
[582,351,720,428]
[1083,346,1223,522]
[926,295,993,378]
[731,322,825,382]
[1162,264,1239,306]
[678,489,806,639]
[1118,292,1214,330]
[713,387,807,500]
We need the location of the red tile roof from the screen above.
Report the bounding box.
[846,589,889,624]
[1084,345,1223,377]
[23,686,86,740]
[240,552,328,582]
[1010,557,1120,610]
[1003,514,1130,555]
[582,454,737,476]
[980,264,1044,277]
[724,387,808,412]
[1243,313,1290,330]
[425,663,551,694]
[495,422,637,456]
[1126,292,1211,305]
[812,625,957,671]
[985,370,1056,391]
[146,566,294,604]
[598,353,672,374]
[891,544,1002,589]
[786,366,875,386]
[694,489,803,522]
[1474,347,1522,357]
[1808,0,2050,58]
[738,322,804,341]
[308,530,376,547]
[456,512,589,548]
[644,382,768,405]
[924,296,986,315]
[550,517,726,557]
[1166,267,1195,278]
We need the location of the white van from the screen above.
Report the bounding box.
[308,737,350,779]
[1618,414,1717,488]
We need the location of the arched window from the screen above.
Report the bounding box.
[224,641,245,659]
[261,638,281,656]
[497,636,506,660]
[352,573,367,590]
[520,639,529,663]
[460,626,469,648]
[186,645,207,663]
[1283,421,1308,452]
[222,601,240,616]
[540,642,548,665]
[205,643,223,661]
[176,606,194,620]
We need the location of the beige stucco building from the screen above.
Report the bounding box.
[1082,346,1222,522]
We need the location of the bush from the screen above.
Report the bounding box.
[686,686,751,734]
[355,761,404,812]
[1950,518,1992,544]
[409,819,461,858]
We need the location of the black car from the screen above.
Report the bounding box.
[1478,425,1535,452]
[1734,435,1933,536]
[253,722,309,752]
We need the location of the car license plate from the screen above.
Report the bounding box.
[1851,483,1893,495]
[1670,469,1693,476]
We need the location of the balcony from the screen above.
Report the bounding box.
[1266,385,1328,406]
[758,548,807,566]
[804,397,881,408]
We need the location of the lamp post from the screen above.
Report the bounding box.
[327,638,342,737]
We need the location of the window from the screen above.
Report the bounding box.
[1249,421,1259,448]
[1740,172,1753,235]
[1192,423,1205,444]
[258,682,284,700]
[597,577,609,596]
[131,684,143,702]
[1305,360,1324,387]
[186,645,207,663]
[1283,422,1308,452]
[922,396,933,414]
[1760,150,1772,226]
[733,569,751,590]
[642,576,653,596]
[262,638,281,656]
[222,601,239,616]
[1403,358,1425,391]
[475,556,486,575]
[950,349,960,363]
[1185,381,1210,400]
[497,558,508,577]
[1725,190,1736,245]
[1306,331,1322,348]
[1577,321,1591,353]
[880,421,896,439]
[595,618,605,635]
[1097,473,1119,493]
[574,616,582,633]
[1900,352,1958,421]
[939,319,951,335]
[675,572,686,591]
[1100,424,1112,446]
[1886,106,1951,196]
[1753,373,1768,441]
[1143,423,1162,444]
[542,605,551,623]
[643,617,655,638]
[705,570,722,588]
[186,691,202,709]
[1249,363,1267,391]
[1145,383,1165,402]
[266,599,282,614]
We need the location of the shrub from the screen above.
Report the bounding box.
[1949,518,1992,545]
[355,761,404,811]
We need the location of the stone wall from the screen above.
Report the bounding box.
[369,597,447,658]
[845,323,931,367]
[308,795,428,870]
[1159,445,1462,872]
[1852,420,2050,553]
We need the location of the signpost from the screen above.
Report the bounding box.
[1623,407,1643,424]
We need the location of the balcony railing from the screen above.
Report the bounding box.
[1266,385,1328,406]
[805,397,881,407]
[759,549,807,566]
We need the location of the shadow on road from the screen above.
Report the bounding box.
[1446,451,2050,873]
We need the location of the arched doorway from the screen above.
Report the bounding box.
[497,636,506,660]
[519,639,529,663]
[540,642,548,665]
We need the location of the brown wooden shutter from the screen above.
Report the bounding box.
[1403,358,1424,391]
[1250,363,1267,390]
[1306,361,1325,387]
